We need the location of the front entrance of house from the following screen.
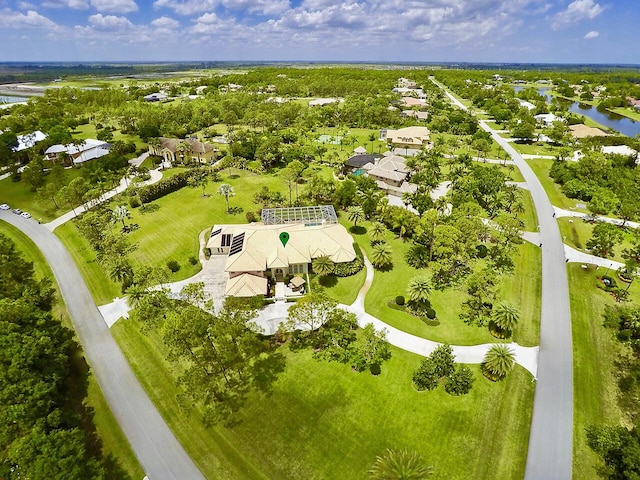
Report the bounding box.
[274,268,285,282]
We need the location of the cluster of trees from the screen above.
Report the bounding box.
[412,344,475,395]
[550,152,640,221]
[281,291,391,374]
[0,234,107,478]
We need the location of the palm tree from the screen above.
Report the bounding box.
[217,183,235,213]
[347,205,365,228]
[371,243,392,270]
[401,192,413,209]
[176,140,192,165]
[312,255,334,281]
[482,344,516,381]
[370,222,386,245]
[112,205,131,229]
[407,276,431,305]
[369,448,433,480]
[368,132,376,152]
[492,303,520,335]
[126,284,148,309]
[109,258,134,285]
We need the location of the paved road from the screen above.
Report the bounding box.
[436,81,573,479]
[0,212,204,480]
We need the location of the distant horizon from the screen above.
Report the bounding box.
[1,0,638,64]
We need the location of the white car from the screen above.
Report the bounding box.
[0,203,9,210]
[20,212,31,219]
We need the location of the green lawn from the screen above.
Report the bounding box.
[113,317,534,480]
[74,124,146,150]
[557,217,634,263]
[525,160,588,212]
[0,220,144,479]
[345,219,540,346]
[569,264,640,479]
[55,221,122,305]
[510,141,562,157]
[0,168,84,222]
[519,188,538,232]
[310,269,366,305]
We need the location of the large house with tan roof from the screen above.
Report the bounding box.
[148,137,218,165]
[382,126,430,149]
[207,206,357,298]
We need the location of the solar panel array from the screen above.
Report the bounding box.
[229,233,245,256]
[210,228,222,237]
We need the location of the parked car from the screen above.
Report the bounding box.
[0,203,9,210]
[12,208,22,215]
[20,212,31,219]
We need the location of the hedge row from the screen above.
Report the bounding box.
[138,168,207,203]
[333,256,364,277]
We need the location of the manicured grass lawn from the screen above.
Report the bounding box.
[519,188,538,232]
[557,217,634,263]
[511,141,561,157]
[525,159,588,212]
[74,124,146,150]
[569,264,640,479]
[610,107,640,122]
[310,269,366,305]
[55,221,122,305]
[345,219,540,346]
[0,168,83,222]
[0,220,144,479]
[113,317,534,480]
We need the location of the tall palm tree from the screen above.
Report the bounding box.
[347,205,365,228]
[109,258,134,285]
[176,140,192,165]
[369,448,433,480]
[312,255,334,279]
[371,243,392,269]
[126,284,148,309]
[112,205,131,228]
[370,222,386,245]
[217,183,235,213]
[482,344,516,381]
[407,276,431,305]
[492,303,520,335]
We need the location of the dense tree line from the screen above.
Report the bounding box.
[0,234,107,479]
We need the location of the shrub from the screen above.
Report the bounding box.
[475,244,488,258]
[444,365,475,395]
[412,358,439,391]
[138,167,209,203]
[332,257,364,277]
[246,211,257,223]
[425,307,436,319]
[129,195,141,208]
[166,260,181,272]
[203,247,211,259]
[395,295,405,306]
[188,256,198,265]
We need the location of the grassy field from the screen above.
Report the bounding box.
[113,317,534,480]
[310,268,367,305]
[345,219,541,346]
[557,217,634,263]
[510,141,561,157]
[74,124,146,150]
[519,188,539,232]
[0,220,144,479]
[0,168,84,222]
[569,264,640,479]
[525,159,588,212]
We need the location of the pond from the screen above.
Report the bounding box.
[512,85,640,137]
[0,95,28,104]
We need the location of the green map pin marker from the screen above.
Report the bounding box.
[279,232,290,247]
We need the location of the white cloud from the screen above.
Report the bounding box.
[151,16,179,29]
[552,0,604,30]
[584,30,599,39]
[153,0,218,15]
[88,13,134,30]
[90,0,138,13]
[0,9,57,28]
[220,0,290,16]
[41,0,89,9]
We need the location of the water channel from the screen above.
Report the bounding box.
[513,85,640,138]
[0,95,29,104]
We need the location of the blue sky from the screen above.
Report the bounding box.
[1,0,638,63]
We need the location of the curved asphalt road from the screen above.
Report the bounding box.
[0,212,204,480]
[434,80,573,479]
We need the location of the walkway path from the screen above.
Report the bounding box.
[45,167,162,231]
[0,211,204,480]
[554,206,640,229]
[436,79,574,479]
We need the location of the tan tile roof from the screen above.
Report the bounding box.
[225,274,268,297]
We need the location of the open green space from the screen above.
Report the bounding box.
[310,268,366,305]
[74,123,146,150]
[0,168,83,222]
[569,264,640,479]
[113,317,534,480]
[610,106,640,122]
[346,219,540,346]
[511,141,561,157]
[557,217,634,263]
[0,220,144,479]
[525,159,588,212]
[519,189,539,232]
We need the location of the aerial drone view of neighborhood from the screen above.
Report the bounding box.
[2,1,640,479]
